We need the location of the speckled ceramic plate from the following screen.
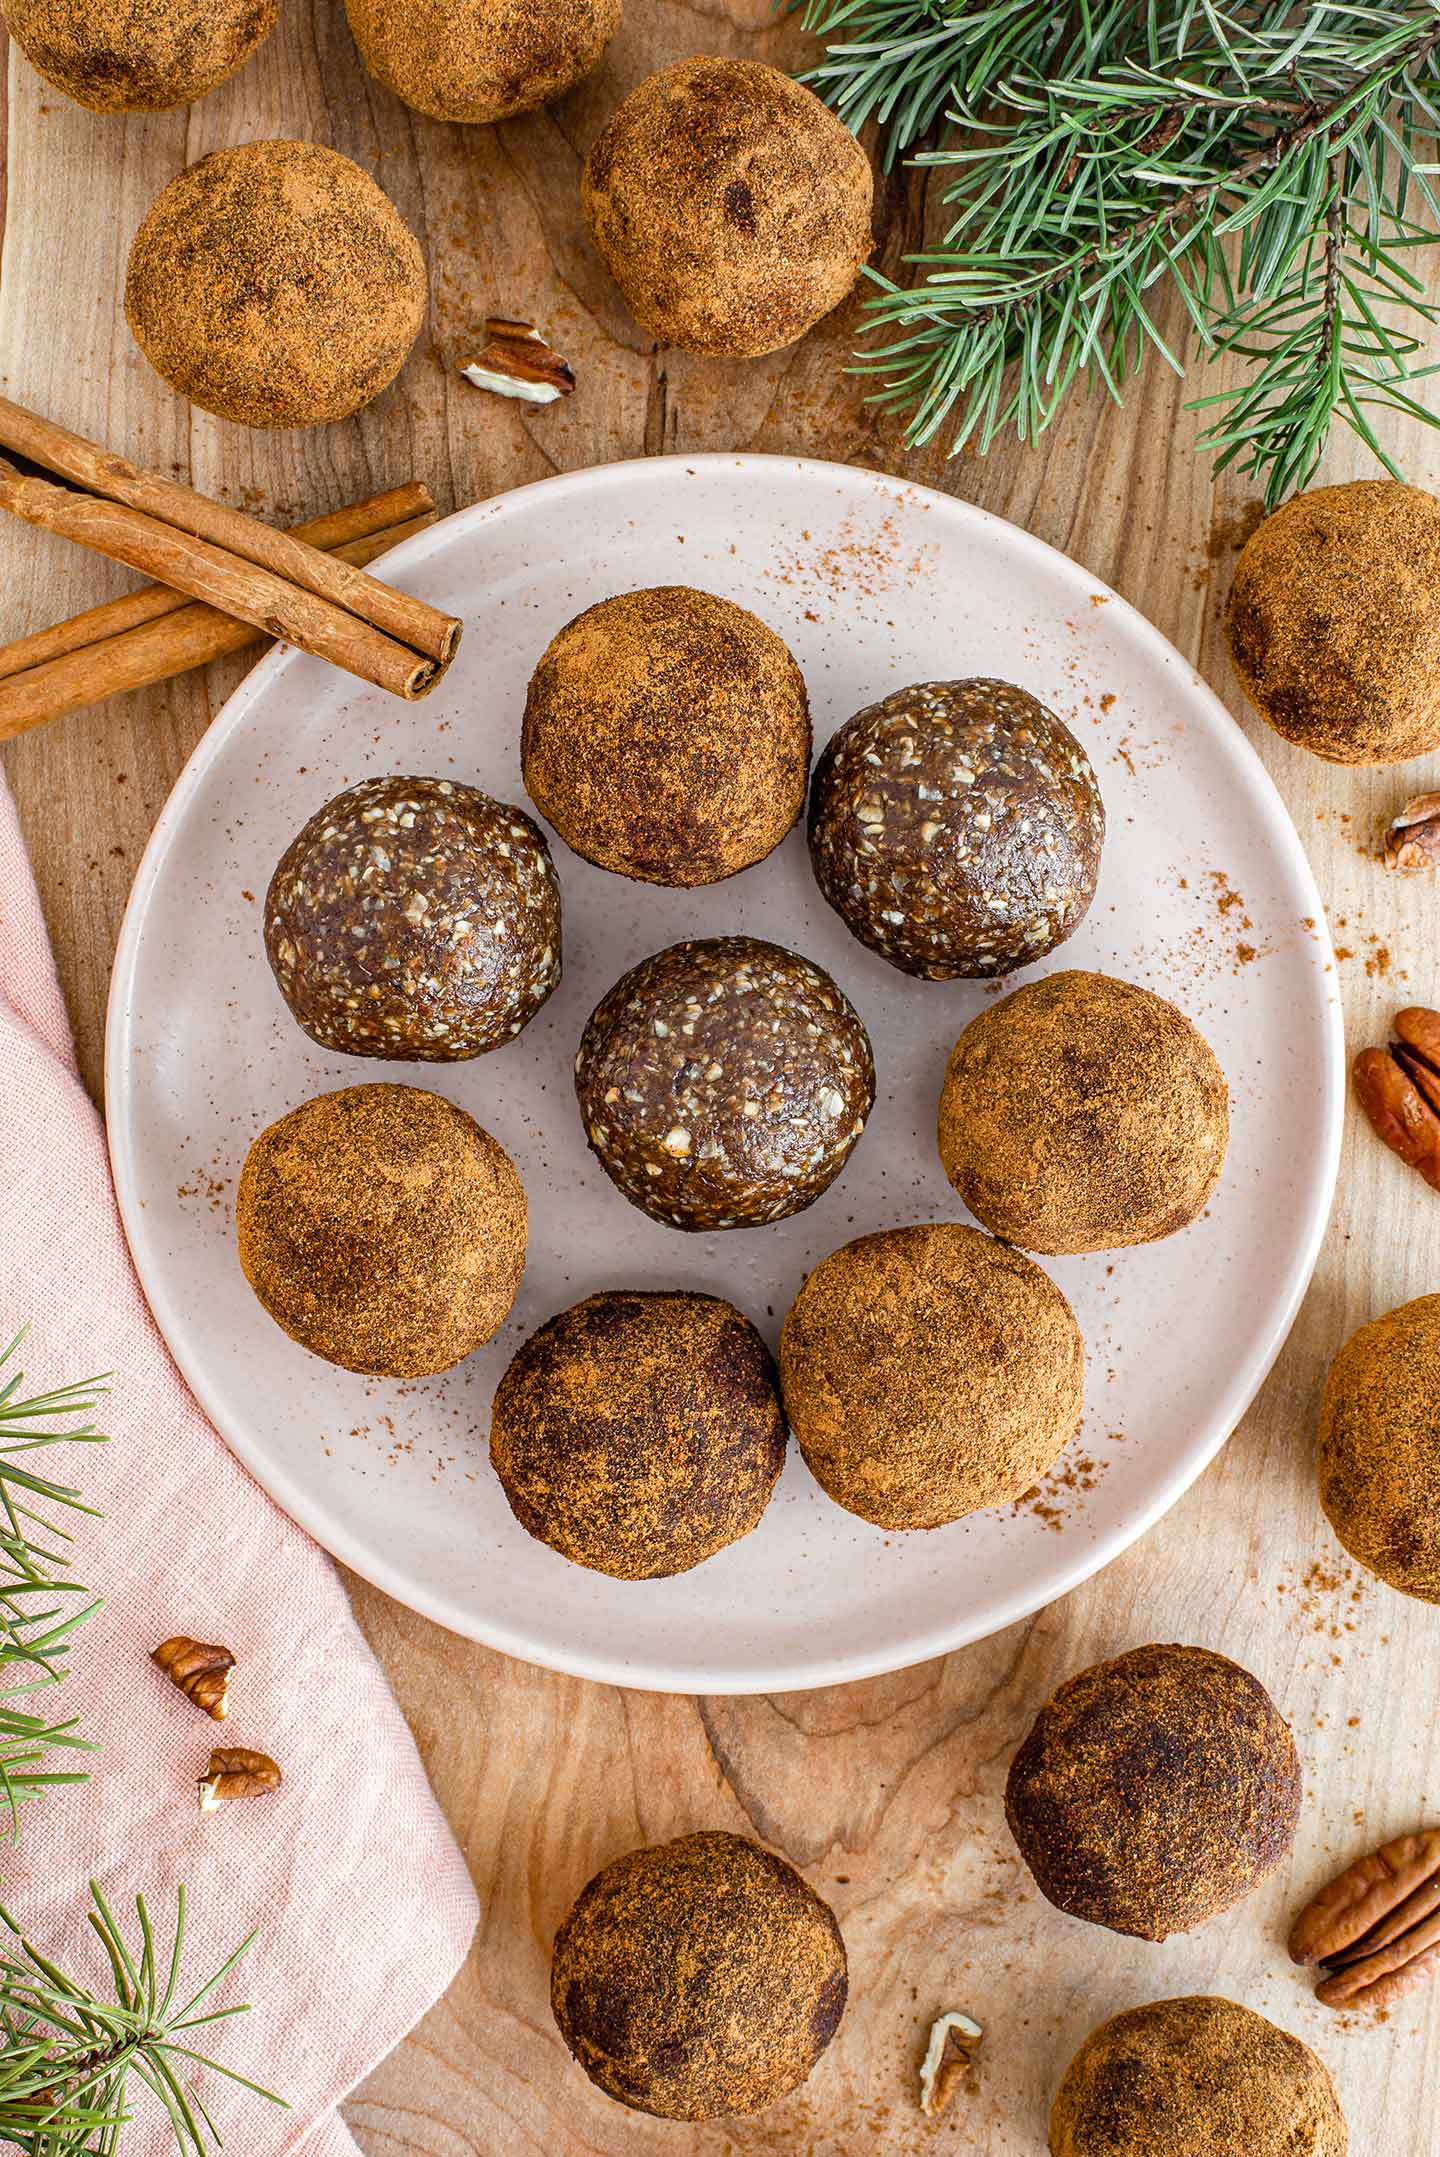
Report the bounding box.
[106,454,1343,1694]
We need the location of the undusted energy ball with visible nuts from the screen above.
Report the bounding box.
[779,1222,1085,1530]
[343,0,619,124]
[1317,1294,1440,1603]
[1050,1996,1346,2157]
[552,1830,847,2119]
[1225,480,1440,764]
[1006,1644,1302,1941]
[7,0,277,110]
[125,141,427,428]
[937,971,1229,1252]
[808,679,1105,979]
[575,936,874,1231]
[523,586,810,887]
[237,1083,526,1376]
[582,56,873,358]
[264,776,561,1060]
[491,1291,786,1578]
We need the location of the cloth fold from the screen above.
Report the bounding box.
[0,768,479,2152]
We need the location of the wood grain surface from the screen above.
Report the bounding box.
[3,5,1439,2151]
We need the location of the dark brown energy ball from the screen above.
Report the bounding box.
[1317,1294,1440,1603]
[264,776,561,1061]
[1006,1644,1302,1942]
[582,56,873,358]
[937,971,1229,1253]
[1051,1996,1347,2157]
[778,1223,1084,1530]
[236,1083,526,1377]
[490,1291,785,1579]
[343,0,619,124]
[1225,480,1440,764]
[523,586,810,887]
[125,141,427,428]
[7,0,276,110]
[552,1830,847,2120]
[575,937,874,1231]
[808,679,1104,979]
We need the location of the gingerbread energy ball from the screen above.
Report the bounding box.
[582,57,873,358]
[237,1084,525,1377]
[1317,1294,1440,1603]
[1226,480,1440,764]
[265,777,561,1060]
[7,0,276,110]
[1051,1996,1346,2157]
[491,1291,786,1578]
[808,679,1105,979]
[523,586,810,887]
[552,1831,847,2119]
[938,971,1229,1252]
[344,0,619,124]
[779,1223,1084,1530]
[1006,1644,1302,1941]
[575,937,874,1231]
[125,141,426,428]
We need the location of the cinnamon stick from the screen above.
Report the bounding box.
[0,397,460,670]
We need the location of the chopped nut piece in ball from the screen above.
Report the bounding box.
[8,0,277,110]
[344,0,619,124]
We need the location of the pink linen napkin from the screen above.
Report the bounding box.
[0,766,480,2151]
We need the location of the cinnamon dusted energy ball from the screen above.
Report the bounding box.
[236,1083,526,1376]
[343,0,619,124]
[7,0,276,110]
[575,937,874,1231]
[937,971,1229,1252]
[523,586,810,887]
[582,57,873,358]
[808,679,1104,978]
[552,1831,847,2119]
[1050,1996,1347,2157]
[264,777,561,1060]
[1317,1293,1440,1603]
[490,1291,786,1578]
[779,1223,1084,1530]
[1006,1644,1302,1940]
[125,141,427,428]
[1225,479,1440,764]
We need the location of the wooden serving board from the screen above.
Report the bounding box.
[2,4,1438,2148]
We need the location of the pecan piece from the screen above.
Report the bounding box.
[458,318,575,405]
[918,2010,982,2117]
[197,1746,282,1811]
[151,1636,233,1720]
[1352,1013,1440,1194]
[1291,1827,1440,2010]
[1384,792,1440,871]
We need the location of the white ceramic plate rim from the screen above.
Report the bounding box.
[105,453,1344,1693]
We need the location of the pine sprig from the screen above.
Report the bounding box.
[801,1,1440,501]
[0,1883,285,2154]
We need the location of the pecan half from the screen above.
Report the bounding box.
[1353,1009,1440,1193]
[151,1636,233,1721]
[917,2010,982,2117]
[1384,793,1440,871]
[458,318,575,405]
[197,1746,282,1811]
[1290,1827,1440,2010]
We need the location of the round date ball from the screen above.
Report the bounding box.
[236,1083,526,1377]
[937,971,1229,1253]
[8,0,276,110]
[1317,1293,1440,1603]
[582,57,873,358]
[343,0,619,124]
[778,1222,1084,1531]
[1051,1996,1346,2157]
[264,776,561,1061]
[125,141,426,428]
[1006,1644,1302,1942]
[491,1290,785,1578]
[575,936,874,1231]
[552,1830,847,2120]
[1225,480,1440,765]
[523,586,810,888]
[808,678,1105,979]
